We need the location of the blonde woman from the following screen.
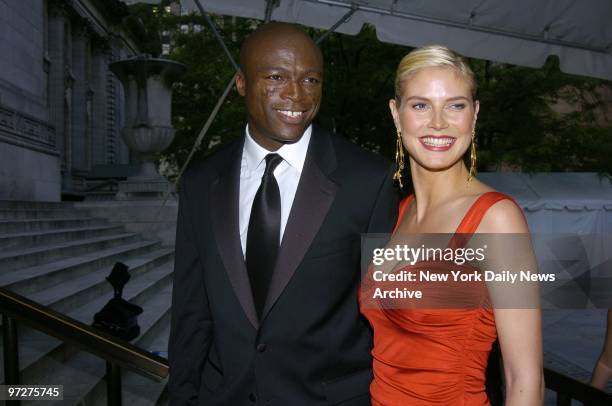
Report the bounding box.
[360,46,544,405]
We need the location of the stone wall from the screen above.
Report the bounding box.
[0,139,61,201]
[0,0,136,201]
[0,0,58,200]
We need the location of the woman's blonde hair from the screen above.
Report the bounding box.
[394,45,476,103]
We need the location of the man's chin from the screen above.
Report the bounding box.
[274,128,309,144]
[277,136,303,145]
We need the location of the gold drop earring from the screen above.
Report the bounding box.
[394,128,405,188]
[467,127,477,182]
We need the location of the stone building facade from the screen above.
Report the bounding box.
[0,0,137,201]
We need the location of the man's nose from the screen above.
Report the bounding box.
[280,80,301,101]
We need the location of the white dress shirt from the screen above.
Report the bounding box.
[239,125,312,257]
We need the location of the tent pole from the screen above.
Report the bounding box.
[315,6,357,45]
[264,0,279,23]
[192,0,239,70]
[167,2,242,189]
[174,73,237,185]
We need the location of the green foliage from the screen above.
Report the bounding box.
[313,24,407,159]
[473,56,612,173]
[162,16,252,175]
[123,3,163,56]
[124,6,611,176]
[126,4,256,177]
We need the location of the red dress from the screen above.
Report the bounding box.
[360,192,515,406]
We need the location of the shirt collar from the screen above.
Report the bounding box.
[243,124,312,173]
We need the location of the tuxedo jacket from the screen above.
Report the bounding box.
[168,126,398,406]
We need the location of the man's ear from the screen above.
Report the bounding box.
[236,70,246,96]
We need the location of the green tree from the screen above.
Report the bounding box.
[163,16,252,176]
[474,57,612,173]
[314,24,407,160]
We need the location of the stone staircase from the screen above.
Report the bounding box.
[0,200,173,405]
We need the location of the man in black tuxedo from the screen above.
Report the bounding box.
[168,23,397,405]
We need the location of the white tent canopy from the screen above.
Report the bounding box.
[153,0,612,81]
[479,173,612,291]
[479,172,612,234]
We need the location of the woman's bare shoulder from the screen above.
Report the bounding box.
[477,196,528,234]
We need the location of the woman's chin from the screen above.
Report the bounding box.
[413,159,463,174]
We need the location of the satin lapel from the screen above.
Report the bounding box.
[209,142,259,329]
[262,128,338,320]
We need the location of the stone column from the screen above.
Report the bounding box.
[63,73,74,188]
[105,35,122,165]
[91,41,110,166]
[61,15,75,191]
[116,45,131,165]
[47,1,67,168]
[71,21,89,172]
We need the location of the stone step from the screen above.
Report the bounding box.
[0,217,108,234]
[0,262,174,386]
[0,225,125,251]
[0,233,141,272]
[32,249,174,315]
[0,200,173,405]
[0,201,75,210]
[20,268,173,405]
[0,240,163,298]
[0,209,93,220]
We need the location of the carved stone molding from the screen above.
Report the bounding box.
[0,104,56,150]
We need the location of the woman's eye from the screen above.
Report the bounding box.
[448,103,466,110]
[412,103,428,110]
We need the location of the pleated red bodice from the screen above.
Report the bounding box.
[361,192,516,405]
